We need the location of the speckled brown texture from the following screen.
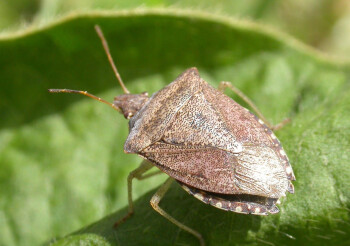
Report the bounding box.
[125,68,201,153]
[125,67,294,207]
[114,92,149,119]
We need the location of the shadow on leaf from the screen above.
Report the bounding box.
[70,183,262,246]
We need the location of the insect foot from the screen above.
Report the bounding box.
[49,25,295,246]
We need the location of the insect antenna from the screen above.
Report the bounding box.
[94,25,130,94]
[48,25,131,112]
[48,89,121,112]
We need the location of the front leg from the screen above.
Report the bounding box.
[114,160,162,227]
[218,81,290,131]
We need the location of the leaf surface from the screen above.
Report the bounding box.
[0,10,349,246]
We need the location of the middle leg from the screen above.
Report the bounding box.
[150,178,205,246]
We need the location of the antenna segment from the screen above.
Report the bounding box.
[94,25,130,94]
[48,89,121,112]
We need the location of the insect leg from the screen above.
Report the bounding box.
[150,177,205,246]
[218,81,290,131]
[114,160,160,227]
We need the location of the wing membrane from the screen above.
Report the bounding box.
[142,142,288,198]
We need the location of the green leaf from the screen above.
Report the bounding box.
[0,10,349,246]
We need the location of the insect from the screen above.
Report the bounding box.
[49,25,295,246]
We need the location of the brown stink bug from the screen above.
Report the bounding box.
[49,25,295,246]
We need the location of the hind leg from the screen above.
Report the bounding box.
[218,81,290,131]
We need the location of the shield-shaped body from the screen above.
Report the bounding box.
[124,68,295,215]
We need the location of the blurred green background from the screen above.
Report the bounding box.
[1,0,350,58]
[0,1,349,246]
